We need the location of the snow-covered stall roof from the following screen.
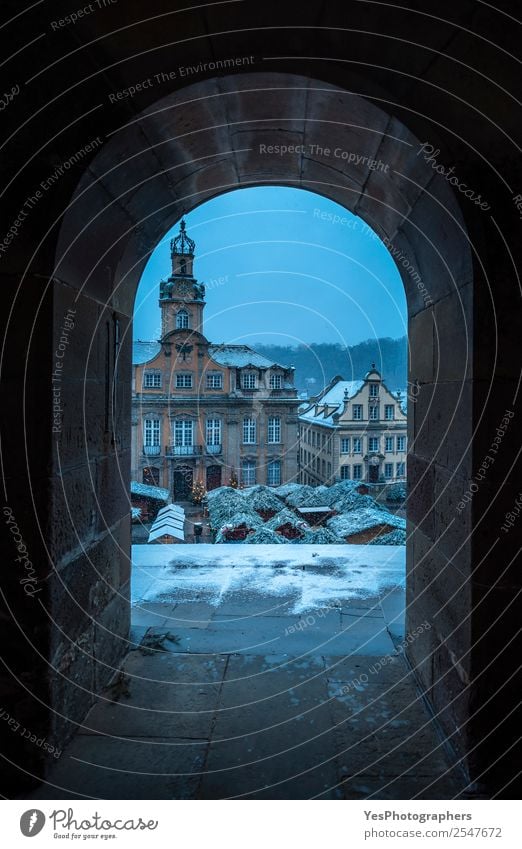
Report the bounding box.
[157,504,185,518]
[215,511,263,543]
[301,526,343,545]
[265,509,309,534]
[148,518,185,543]
[130,481,169,502]
[207,487,249,529]
[369,528,406,545]
[273,482,303,499]
[248,486,284,514]
[327,507,406,539]
[245,527,284,544]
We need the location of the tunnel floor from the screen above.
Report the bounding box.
[31,546,466,800]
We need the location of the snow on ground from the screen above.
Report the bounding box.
[132,543,405,614]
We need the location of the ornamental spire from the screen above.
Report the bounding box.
[170,219,195,257]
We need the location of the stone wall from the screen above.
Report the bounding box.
[0,0,520,796]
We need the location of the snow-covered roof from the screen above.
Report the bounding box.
[265,509,309,532]
[130,481,169,502]
[245,527,284,544]
[151,514,184,530]
[327,507,405,539]
[148,520,185,543]
[157,504,185,517]
[208,344,290,370]
[299,378,364,425]
[132,340,161,364]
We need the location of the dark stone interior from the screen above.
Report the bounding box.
[0,0,520,797]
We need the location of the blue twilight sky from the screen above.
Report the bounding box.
[133,187,406,347]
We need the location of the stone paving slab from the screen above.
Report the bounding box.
[162,601,217,629]
[212,654,331,740]
[131,601,179,628]
[379,586,406,640]
[146,610,395,657]
[337,773,461,800]
[323,655,459,786]
[199,732,343,799]
[30,736,208,800]
[78,652,227,740]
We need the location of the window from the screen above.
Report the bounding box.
[340,465,350,480]
[353,464,362,480]
[174,420,193,447]
[341,437,351,454]
[268,416,281,444]
[397,461,406,477]
[397,435,406,452]
[385,436,395,452]
[327,462,332,478]
[322,459,326,477]
[242,372,257,390]
[369,383,379,397]
[384,463,394,479]
[179,259,187,275]
[144,419,160,446]
[206,418,221,446]
[385,404,395,420]
[176,309,189,329]
[353,404,363,420]
[322,433,326,448]
[143,372,161,388]
[269,373,282,389]
[243,417,256,444]
[369,405,379,421]
[241,460,256,486]
[206,372,223,389]
[176,373,193,388]
[369,436,379,452]
[267,460,281,486]
[353,437,362,454]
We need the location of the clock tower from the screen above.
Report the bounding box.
[159,220,206,337]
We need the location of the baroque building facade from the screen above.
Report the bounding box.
[131,221,300,499]
[298,367,407,485]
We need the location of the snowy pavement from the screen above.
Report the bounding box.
[132,543,405,613]
[31,543,464,799]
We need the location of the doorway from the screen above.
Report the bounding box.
[173,466,193,500]
[206,464,222,491]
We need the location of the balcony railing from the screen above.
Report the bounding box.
[143,445,161,456]
[166,444,203,457]
[206,444,222,455]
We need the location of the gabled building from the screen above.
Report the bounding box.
[132,221,300,499]
[298,366,407,485]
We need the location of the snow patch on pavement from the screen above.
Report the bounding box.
[132,544,405,614]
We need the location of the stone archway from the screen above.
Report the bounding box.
[1,53,519,797]
[52,70,475,773]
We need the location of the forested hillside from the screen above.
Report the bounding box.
[255,337,407,395]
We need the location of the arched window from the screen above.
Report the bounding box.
[176,309,189,329]
[180,259,186,275]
